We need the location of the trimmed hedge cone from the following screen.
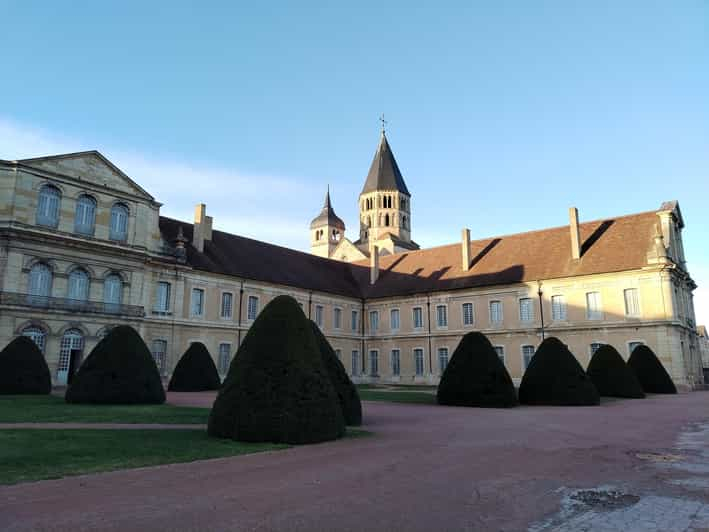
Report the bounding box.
[65,325,166,404]
[587,344,645,399]
[0,336,52,395]
[436,332,517,408]
[519,337,600,406]
[208,295,345,444]
[627,345,677,394]
[310,321,362,425]
[168,342,221,392]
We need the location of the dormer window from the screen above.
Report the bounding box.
[74,195,96,235]
[36,185,61,228]
[110,203,129,241]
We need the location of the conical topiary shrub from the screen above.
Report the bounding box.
[208,295,345,444]
[168,342,221,392]
[65,325,165,404]
[519,337,600,406]
[0,336,52,395]
[310,321,362,425]
[437,332,517,408]
[627,344,677,394]
[587,344,645,398]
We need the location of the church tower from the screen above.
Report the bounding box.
[310,188,346,258]
[357,131,417,255]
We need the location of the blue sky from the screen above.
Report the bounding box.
[1,1,708,321]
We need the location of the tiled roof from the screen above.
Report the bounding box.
[353,211,660,299]
[160,210,660,300]
[309,189,345,230]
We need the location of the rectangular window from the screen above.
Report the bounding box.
[414,348,425,376]
[489,300,503,323]
[462,303,474,326]
[522,345,535,369]
[191,288,205,316]
[391,349,400,376]
[369,350,379,376]
[551,295,566,321]
[438,347,449,374]
[494,345,505,364]
[624,288,640,317]
[220,292,233,319]
[590,342,603,355]
[351,350,359,376]
[335,348,341,360]
[351,310,359,331]
[369,310,379,332]
[586,292,603,320]
[628,341,644,356]
[413,307,423,329]
[152,339,167,374]
[390,308,400,331]
[315,305,324,327]
[519,298,533,321]
[334,308,342,329]
[436,305,448,328]
[247,296,259,320]
[155,282,171,313]
[218,343,231,375]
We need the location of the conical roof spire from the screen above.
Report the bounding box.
[310,187,345,230]
[360,131,410,196]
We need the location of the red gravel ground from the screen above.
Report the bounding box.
[2,391,709,531]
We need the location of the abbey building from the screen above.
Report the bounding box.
[0,134,704,389]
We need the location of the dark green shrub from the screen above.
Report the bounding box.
[310,321,362,425]
[65,325,165,404]
[168,342,221,392]
[208,295,345,444]
[628,345,677,394]
[436,332,517,407]
[0,336,51,395]
[587,344,645,398]
[519,337,600,406]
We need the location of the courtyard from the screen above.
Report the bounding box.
[2,390,709,531]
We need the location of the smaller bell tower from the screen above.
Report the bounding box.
[310,187,346,258]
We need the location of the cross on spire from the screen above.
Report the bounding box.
[379,113,388,134]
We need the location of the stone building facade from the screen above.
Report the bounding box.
[0,137,703,389]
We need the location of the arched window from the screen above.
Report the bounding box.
[58,329,83,384]
[22,326,46,353]
[36,185,61,227]
[68,268,90,301]
[28,263,52,297]
[74,195,96,235]
[104,274,122,307]
[109,203,129,241]
[385,214,390,227]
[403,216,408,229]
[366,216,371,228]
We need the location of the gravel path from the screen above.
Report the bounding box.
[2,391,709,531]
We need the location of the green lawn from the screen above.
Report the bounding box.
[0,429,287,485]
[0,395,210,424]
[358,389,437,405]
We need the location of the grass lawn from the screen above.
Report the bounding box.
[0,429,287,485]
[0,395,210,424]
[358,389,437,405]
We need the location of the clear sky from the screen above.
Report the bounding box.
[1,1,708,321]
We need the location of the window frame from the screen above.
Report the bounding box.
[586,291,603,320]
[74,194,97,236]
[220,291,234,320]
[67,268,90,302]
[351,309,359,332]
[462,302,474,327]
[36,184,62,228]
[436,304,448,329]
[413,347,425,377]
[369,310,379,333]
[627,340,645,357]
[191,287,206,317]
[351,350,360,376]
[489,299,503,324]
[109,202,130,242]
[518,297,534,322]
[333,307,342,330]
[103,273,123,306]
[369,349,379,377]
[494,345,505,364]
[155,281,171,314]
[551,294,567,321]
[247,295,259,321]
[315,304,324,328]
[218,342,231,375]
[624,288,641,318]
[521,344,535,370]
[437,347,449,374]
[412,306,424,330]
[390,308,400,331]
[391,348,401,377]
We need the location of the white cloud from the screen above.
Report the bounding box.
[0,117,316,251]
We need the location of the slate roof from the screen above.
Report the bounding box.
[309,189,345,230]
[160,209,661,301]
[360,133,410,196]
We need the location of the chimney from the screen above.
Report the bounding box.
[569,207,581,260]
[461,228,471,271]
[193,203,206,253]
[204,215,213,241]
[370,245,379,285]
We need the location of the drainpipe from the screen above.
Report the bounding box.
[308,292,312,320]
[361,299,366,376]
[237,280,244,346]
[537,280,545,341]
[427,294,433,377]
